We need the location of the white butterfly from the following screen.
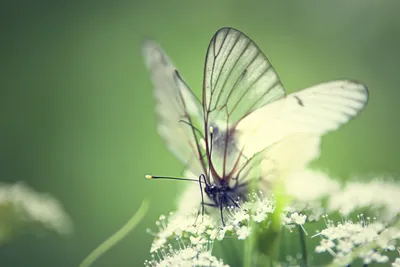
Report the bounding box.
[142,27,368,223]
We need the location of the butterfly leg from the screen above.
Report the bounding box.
[193,174,214,226]
[192,204,202,226]
[193,174,205,227]
[198,174,208,218]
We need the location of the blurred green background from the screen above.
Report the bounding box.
[1,1,400,266]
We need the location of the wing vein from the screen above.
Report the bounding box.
[210,32,242,111]
[229,64,273,115]
[213,37,252,110]
[225,49,261,107]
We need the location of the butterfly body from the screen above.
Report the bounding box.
[143,27,368,224]
[202,174,247,225]
[204,182,230,206]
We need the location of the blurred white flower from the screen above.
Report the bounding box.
[281,169,340,223]
[0,182,72,239]
[284,171,400,224]
[284,169,340,202]
[328,179,400,220]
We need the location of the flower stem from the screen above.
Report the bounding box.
[243,231,254,267]
[244,214,257,267]
[298,225,308,267]
[79,200,149,267]
[279,227,287,261]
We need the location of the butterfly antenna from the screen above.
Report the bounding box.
[145,175,204,183]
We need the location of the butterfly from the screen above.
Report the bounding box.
[142,27,368,225]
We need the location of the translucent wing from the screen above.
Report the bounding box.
[236,80,369,159]
[202,27,286,180]
[143,40,205,175]
[233,134,321,186]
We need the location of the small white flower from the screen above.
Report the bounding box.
[290,212,307,225]
[251,194,274,223]
[281,209,308,234]
[206,229,218,240]
[232,208,249,225]
[336,240,354,253]
[237,226,251,240]
[315,239,335,253]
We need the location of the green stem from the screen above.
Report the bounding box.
[243,235,252,267]
[298,225,308,267]
[279,227,287,262]
[79,200,149,267]
[244,215,257,267]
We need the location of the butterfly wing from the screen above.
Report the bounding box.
[143,40,206,175]
[235,134,321,185]
[202,27,286,181]
[236,80,369,159]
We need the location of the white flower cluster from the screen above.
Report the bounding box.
[148,212,215,252]
[145,241,227,267]
[147,191,309,266]
[313,215,400,266]
[0,182,72,236]
[147,169,400,266]
[282,206,308,233]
